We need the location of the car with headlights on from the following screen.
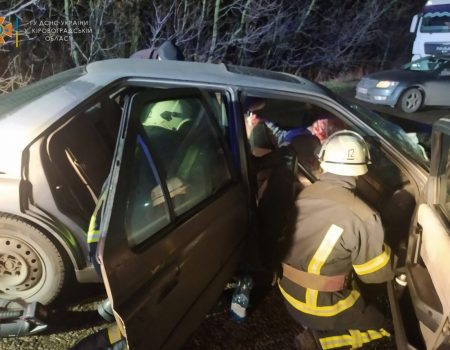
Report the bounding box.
[355,55,450,113]
[0,59,449,349]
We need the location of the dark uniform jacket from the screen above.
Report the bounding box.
[279,172,394,330]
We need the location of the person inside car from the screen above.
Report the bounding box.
[308,117,346,144]
[244,97,274,157]
[264,115,345,186]
[279,130,395,350]
[242,98,302,283]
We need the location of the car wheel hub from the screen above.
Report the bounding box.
[405,92,420,110]
[0,236,43,296]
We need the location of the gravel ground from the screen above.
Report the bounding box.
[0,284,108,350]
[0,285,301,350]
[0,284,396,350]
[183,287,302,350]
[183,286,396,350]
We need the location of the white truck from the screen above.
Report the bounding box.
[410,0,450,61]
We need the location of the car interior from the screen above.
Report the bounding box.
[244,96,416,261]
[41,87,232,239]
[42,88,417,265]
[44,95,122,230]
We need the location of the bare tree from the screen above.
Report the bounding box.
[0,0,423,93]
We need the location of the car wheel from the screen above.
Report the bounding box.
[399,88,423,113]
[0,214,68,306]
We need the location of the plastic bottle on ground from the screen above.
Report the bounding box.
[230,274,254,323]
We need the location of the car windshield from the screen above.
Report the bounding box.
[402,56,450,72]
[333,95,430,170]
[0,66,86,118]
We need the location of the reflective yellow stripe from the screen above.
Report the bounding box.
[107,324,122,344]
[87,230,101,243]
[87,191,107,243]
[307,224,344,274]
[278,282,360,317]
[306,224,344,306]
[353,244,391,276]
[320,334,353,349]
[319,328,390,349]
[306,288,318,307]
[350,330,362,348]
[367,328,390,338]
[88,214,97,235]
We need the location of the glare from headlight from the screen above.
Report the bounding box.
[376,81,398,88]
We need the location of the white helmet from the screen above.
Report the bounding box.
[318,130,371,176]
[142,99,192,131]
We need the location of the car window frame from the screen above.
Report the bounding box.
[431,124,450,226]
[237,87,426,196]
[125,79,243,173]
[237,87,373,140]
[43,76,248,245]
[122,89,237,248]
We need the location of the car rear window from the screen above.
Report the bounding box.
[0,66,86,117]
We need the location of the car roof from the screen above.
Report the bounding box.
[83,59,329,99]
[0,59,328,177]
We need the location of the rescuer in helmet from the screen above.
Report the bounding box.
[279,130,394,349]
[87,98,194,260]
[142,99,193,132]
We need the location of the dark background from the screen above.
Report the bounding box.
[0,0,423,90]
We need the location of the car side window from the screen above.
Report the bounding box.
[125,136,171,247]
[208,91,229,137]
[125,95,232,246]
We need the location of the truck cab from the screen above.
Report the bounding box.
[410,0,450,61]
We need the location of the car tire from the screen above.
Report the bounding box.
[0,214,69,306]
[398,88,423,113]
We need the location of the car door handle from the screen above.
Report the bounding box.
[157,278,179,304]
[156,265,180,304]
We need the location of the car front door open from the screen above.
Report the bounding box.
[404,118,450,349]
[97,87,248,349]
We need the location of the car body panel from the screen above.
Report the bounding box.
[414,119,450,348]
[422,75,450,105]
[416,204,450,347]
[388,118,450,349]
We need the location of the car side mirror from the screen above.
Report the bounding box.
[410,14,419,33]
